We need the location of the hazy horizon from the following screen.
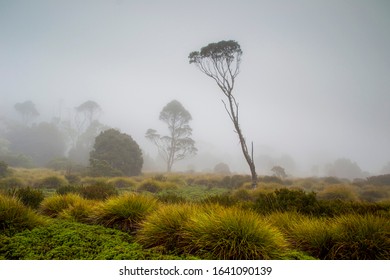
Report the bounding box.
[1,0,389,176]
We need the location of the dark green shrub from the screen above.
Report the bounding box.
[64,174,81,185]
[0,161,9,178]
[367,174,390,186]
[137,179,162,193]
[56,185,80,195]
[0,177,25,190]
[254,188,319,215]
[36,176,67,189]
[13,187,44,209]
[78,183,118,200]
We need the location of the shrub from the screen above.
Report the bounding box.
[64,174,81,185]
[156,192,187,204]
[253,188,319,215]
[0,220,189,260]
[329,214,390,260]
[0,177,25,190]
[108,177,137,189]
[40,193,85,218]
[35,176,67,189]
[91,193,158,233]
[317,184,359,201]
[359,186,389,202]
[0,194,47,236]
[13,187,44,209]
[137,204,197,254]
[366,174,390,186]
[182,205,288,260]
[0,161,9,178]
[56,185,79,195]
[137,179,162,193]
[78,183,118,200]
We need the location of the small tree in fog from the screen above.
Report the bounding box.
[146,100,197,172]
[90,129,143,176]
[14,100,39,125]
[189,40,257,187]
[271,166,287,179]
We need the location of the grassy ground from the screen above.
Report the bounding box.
[1,168,389,260]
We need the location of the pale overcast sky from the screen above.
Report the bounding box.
[1,0,389,174]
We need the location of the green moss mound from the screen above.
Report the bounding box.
[0,220,192,260]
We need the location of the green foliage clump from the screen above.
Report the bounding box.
[91,193,158,233]
[0,220,188,260]
[0,177,25,190]
[90,128,143,176]
[0,194,47,236]
[35,175,67,189]
[0,161,9,178]
[78,183,118,200]
[182,205,288,260]
[12,187,44,209]
[137,179,178,193]
[56,185,79,195]
[254,188,318,215]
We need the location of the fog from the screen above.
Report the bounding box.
[1,0,389,176]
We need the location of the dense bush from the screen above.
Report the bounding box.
[78,183,118,200]
[12,187,44,209]
[35,176,67,189]
[0,161,9,178]
[90,193,158,233]
[366,174,390,186]
[254,188,319,215]
[0,177,25,190]
[0,194,47,236]
[0,220,189,260]
[56,185,79,195]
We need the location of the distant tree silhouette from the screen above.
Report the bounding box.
[146,100,197,172]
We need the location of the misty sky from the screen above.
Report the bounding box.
[1,0,389,175]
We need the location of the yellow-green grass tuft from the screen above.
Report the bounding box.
[182,205,288,260]
[0,194,47,236]
[39,193,86,218]
[136,203,198,253]
[90,193,159,233]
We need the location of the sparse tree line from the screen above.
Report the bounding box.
[0,98,197,177]
[1,40,389,180]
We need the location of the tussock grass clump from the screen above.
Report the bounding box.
[108,177,137,189]
[78,184,118,200]
[137,204,197,253]
[39,193,86,218]
[330,214,390,259]
[58,199,97,223]
[182,205,288,260]
[285,215,334,259]
[137,179,178,193]
[35,175,67,189]
[0,194,47,236]
[91,193,158,233]
[12,187,44,209]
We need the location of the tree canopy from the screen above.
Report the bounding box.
[146,100,197,172]
[90,128,143,176]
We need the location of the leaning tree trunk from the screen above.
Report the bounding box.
[227,94,257,188]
